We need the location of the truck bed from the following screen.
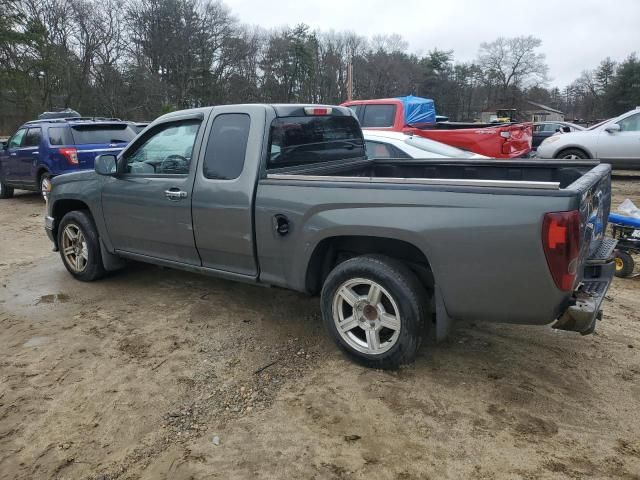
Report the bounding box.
[268,158,601,192]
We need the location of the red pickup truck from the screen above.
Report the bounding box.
[342,97,532,159]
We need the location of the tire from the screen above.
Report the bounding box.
[0,179,14,199]
[556,148,589,160]
[57,210,106,281]
[321,255,429,369]
[39,172,52,202]
[614,251,635,278]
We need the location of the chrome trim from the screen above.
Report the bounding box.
[79,147,123,153]
[266,173,560,190]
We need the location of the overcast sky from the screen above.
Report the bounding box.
[224,0,639,89]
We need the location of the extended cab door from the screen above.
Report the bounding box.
[101,114,205,265]
[190,106,266,277]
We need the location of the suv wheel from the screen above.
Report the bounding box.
[321,255,429,369]
[0,179,14,199]
[57,210,106,281]
[39,172,52,201]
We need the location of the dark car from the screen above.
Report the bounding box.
[0,117,137,200]
[532,121,585,149]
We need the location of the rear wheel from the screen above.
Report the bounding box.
[556,148,589,160]
[614,251,635,278]
[39,172,52,201]
[0,179,14,199]
[321,255,429,369]
[57,210,106,281]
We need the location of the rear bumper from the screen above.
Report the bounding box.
[552,239,617,335]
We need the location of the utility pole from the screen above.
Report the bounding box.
[347,61,353,101]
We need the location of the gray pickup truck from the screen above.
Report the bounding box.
[44,104,616,368]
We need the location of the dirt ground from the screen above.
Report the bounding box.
[1,177,639,480]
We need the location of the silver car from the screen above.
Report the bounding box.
[536,108,640,169]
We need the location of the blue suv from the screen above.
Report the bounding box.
[0,117,137,200]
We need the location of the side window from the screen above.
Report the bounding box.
[8,128,27,149]
[203,114,250,180]
[124,120,201,175]
[365,140,395,159]
[347,105,361,120]
[534,124,546,133]
[361,105,396,128]
[618,114,640,132]
[48,127,74,146]
[23,128,42,147]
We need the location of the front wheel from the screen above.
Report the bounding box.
[57,210,106,281]
[0,179,14,199]
[556,148,589,160]
[321,255,429,369]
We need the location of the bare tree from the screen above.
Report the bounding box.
[478,36,548,104]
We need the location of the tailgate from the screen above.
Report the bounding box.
[502,123,532,157]
[574,164,612,274]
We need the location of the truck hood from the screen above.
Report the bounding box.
[51,169,98,187]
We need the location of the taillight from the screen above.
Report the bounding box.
[304,107,332,115]
[499,131,511,138]
[542,211,581,291]
[59,147,78,165]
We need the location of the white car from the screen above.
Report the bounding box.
[363,130,488,160]
[536,108,640,169]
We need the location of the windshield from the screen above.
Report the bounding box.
[70,124,137,144]
[404,135,475,158]
[587,119,611,130]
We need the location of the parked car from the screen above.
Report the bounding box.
[363,130,488,159]
[342,97,533,158]
[536,108,640,168]
[0,117,137,200]
[532,121,585,149]
[130,122,150,134]
[44,104,615,368]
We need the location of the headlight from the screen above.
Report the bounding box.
[541,136,561,146]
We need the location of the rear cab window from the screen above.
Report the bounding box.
[267,114,365,169]
[361,105,396,128]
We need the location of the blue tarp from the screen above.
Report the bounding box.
[396,95,436,126]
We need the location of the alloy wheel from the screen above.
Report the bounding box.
[61,224,88,273]
[332,278,401,355]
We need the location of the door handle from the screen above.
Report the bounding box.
[9,153,16,156]
[164,189,188,200]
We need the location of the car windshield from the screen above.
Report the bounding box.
[587,119,611,130]
[404,135,475,158]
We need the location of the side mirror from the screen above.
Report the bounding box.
[561,126,571,133]
[95,154,117,176]
[605,124,621,134]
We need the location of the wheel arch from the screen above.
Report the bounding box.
[305,235,435,295]
[50,198,92,248]
[554,145,594,159]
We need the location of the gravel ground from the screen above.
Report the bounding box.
[0,177,639,480]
